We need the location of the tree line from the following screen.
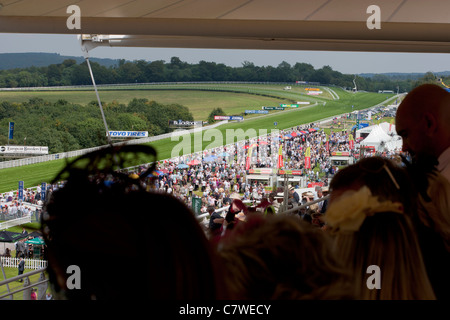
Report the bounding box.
[1,57,447,92]
[0,98,193,154]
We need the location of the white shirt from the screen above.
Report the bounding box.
[437,146,450,183]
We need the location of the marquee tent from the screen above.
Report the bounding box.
[384,137,404,153]
[356,122,397,140]
[359,125,393,152]
[25,237,45,246]
[378,122,397,135]
[355,124,377,139]
[0,231,28,253]
[0,231,28,243]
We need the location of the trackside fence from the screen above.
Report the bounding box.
[1,257,48,270]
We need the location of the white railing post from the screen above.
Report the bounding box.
[0,257,47,270]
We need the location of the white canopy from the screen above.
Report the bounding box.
[360,125,393,151]
[378,121,397,135]
[356,122,397,140]
[384,137,404,153]
[356,124,378,139]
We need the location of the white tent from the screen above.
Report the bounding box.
[378,122,397,135]
[385,137,404,153]
[360,125,393,151]
[356,122,397,140]
[356,124,378,140]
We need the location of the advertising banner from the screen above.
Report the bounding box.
[214,116,244,121]
[41,182,47,202]
[277,145,283,169]
[248,168,275,175]
[192,197,202,216]
[168,120,203,128]
[18,181,24,201]
[0,145,48,155]
[331,151,350,156]
[305,147,311,169]
[245,110,269,114]
[262,106,285,110]
[349,134,355,150]
[277,169,302,175]
[308,182,324,188]
[108,131,149,138]
[8,122,14,140]
[245,144,254,170]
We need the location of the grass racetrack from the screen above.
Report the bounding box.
[0,83,396,193]
[0,83,334,120]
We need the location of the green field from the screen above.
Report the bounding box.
[0,84,396,193]
[0,83,330,120]
[0,267,51,300]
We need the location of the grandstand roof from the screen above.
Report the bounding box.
[1,0,449,53]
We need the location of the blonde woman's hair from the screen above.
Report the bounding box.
[217,214,355,300]
[328,156,436,299]
[333,212,436,300]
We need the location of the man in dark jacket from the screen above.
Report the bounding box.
[18,257,25,282]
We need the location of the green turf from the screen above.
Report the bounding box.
[0,88,290,121]
[0,84,395,193]
[0,267,50,300]
[0,83,324,120]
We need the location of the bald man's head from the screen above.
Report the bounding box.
[396,84,450,159]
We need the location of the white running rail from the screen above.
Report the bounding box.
[0,216,32,231]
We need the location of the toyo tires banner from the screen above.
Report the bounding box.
[108,131,149,138]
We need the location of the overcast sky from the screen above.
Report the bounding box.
[1,33,449,74]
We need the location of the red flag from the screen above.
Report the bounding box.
[349,134,354,150]
[305,147,311,169]
[245,145,254,170]
[277,145,283,169]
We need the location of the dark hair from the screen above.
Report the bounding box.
[41,145,222,300]
[330,156,417,215]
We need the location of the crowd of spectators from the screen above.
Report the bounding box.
[120,122,403,217]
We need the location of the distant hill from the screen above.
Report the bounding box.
[358,71,450,80]
[0,52,121,70]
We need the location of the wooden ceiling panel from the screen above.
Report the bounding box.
[218,0,328,20]
[140,0,253,19]
[390,0,450,23]
[0,0,82,16]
